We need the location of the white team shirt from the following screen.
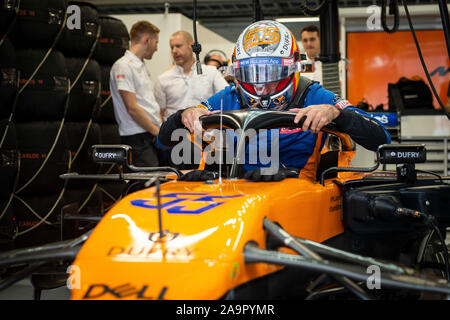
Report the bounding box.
[110,50,162,136]
[154,63,228,120]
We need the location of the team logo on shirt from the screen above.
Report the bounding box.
[116,74,126,79]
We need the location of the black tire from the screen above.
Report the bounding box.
[0,120,18,199]
[64,121,101,180]
[66,57,101,121]
[57,1,99,57]
[0,117,17,149]
[99,123,120,145]
[12,192,63,248]
[97,181,126,213]
[97,123,121,175]
[10,0,68,48]
[0,149,18,199]
[63,186,103,216]
[15,121,69,195]
[95,64,116,124]
[96,119,126,208]
[93,16,129,65]
[15,49,69,122]
[61,186,103,239]
[0,0,19,37]
[0,37,18,119]
[0,200,17,251]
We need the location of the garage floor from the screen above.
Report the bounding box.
[0,278,71,300]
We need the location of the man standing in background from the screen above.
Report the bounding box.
[110,21,162,166]
[300,25,322,84]
[154,30,228,121]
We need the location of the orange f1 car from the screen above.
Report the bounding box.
[1,110,450,300]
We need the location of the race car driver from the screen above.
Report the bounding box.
[158,20,391,181]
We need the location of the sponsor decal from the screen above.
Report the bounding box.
[231,262,240,280]
[382,148,426,164]
[107,244,193,261]
[329,195,341,213]
[83,283,167,300]
[131,193,245,215]
[395,152,420,158]
[335,99,352,109]
[238,57,284,66]
[198,101,213,111]
[280,128,302,134]
[18,221,39,227]
[19,79,44,86]
[281,32,290,54]
[21,153,42,159]
[196,104,209,111]
[374,114,389,124]
[282,58,294,66]
[148,231,179,242]
[369,113,398,127]
[100,38,116,44]
[243,25,280,53]
[333,95,343,103]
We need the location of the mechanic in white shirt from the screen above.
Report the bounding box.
[154,30,228,121]
[300,25,323,84]
[110,21,162,166]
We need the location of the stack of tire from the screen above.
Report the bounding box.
[56,1,104,240]
[5,0,71,248]
[0,2,19,250]
[0,0,130,249]
[0,1,20,250]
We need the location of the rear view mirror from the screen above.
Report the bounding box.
[92,145,132,166]
[90,144,181,177]
[378,144,426,164]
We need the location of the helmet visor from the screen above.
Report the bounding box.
[233,57,296,84]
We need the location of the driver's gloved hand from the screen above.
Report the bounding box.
[243,167,299,182]
[178,170,220,181]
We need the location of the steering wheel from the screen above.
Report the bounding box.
[199,109,349,178]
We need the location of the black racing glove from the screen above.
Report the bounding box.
[178,170,220,181]
[243,167,299,182]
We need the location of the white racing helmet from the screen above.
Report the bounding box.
[232,20,302,110]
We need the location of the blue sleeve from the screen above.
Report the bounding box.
[200,84,241,111]
[305,84,391,150]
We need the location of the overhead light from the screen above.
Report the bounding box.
[276,17,319,23]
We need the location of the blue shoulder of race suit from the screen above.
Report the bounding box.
[200,84,241,111]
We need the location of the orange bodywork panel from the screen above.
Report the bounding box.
[70,173,357,300]
[70,129,360,300]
